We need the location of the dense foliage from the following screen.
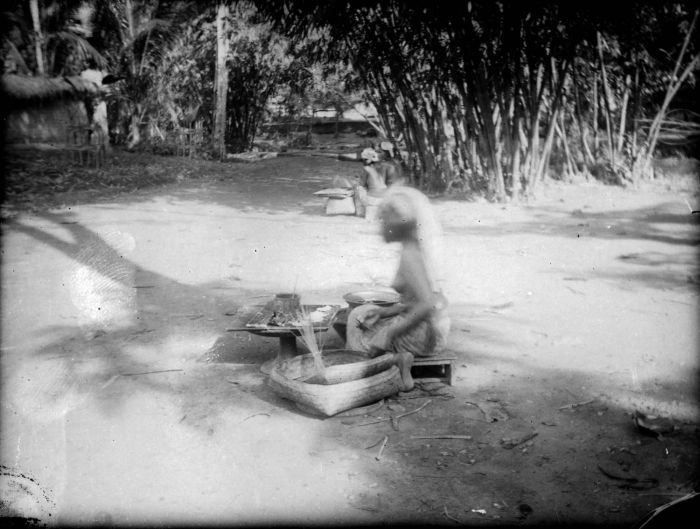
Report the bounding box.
[253,0,700,197]
[3,1,698,198]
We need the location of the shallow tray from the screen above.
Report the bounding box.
[343,289,400,309]
[268,350,400,417]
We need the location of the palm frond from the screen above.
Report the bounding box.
[3,39,31,74]
[134,18,173,38]
[48,30,108,69]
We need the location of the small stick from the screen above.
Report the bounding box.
[414,475,468,479]
[443,505,463,524]
[119,369,183,377]
[375,436,389,460]
[395,400,431,419]
[465,401,493,421]
[240,413,271,423]
[630,492,691,497]
[130,328,154,335]
[558,398,595,410]
[354,401,432,428]
[100,375,120,389]
[412,435,472,440]
[398,393,452,400]
[364,437,385,450]
[354,417,390,427]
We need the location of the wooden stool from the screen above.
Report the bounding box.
[412,351,457,386]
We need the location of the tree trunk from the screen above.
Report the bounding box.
[213,2,230,160]
[29,0,45,75]
[597,32,616,168]
[572,70,595,166]
[127,108,141,150]
[637,10,699,178]
[592,74,599,157]
[616,74,631,155]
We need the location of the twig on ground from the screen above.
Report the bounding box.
[396,400,431,419]
[100,375,120,389]
[350,503,379,513]
[354,417,391,427]
[412,435,472,440]
[364,437,385,450]
[130,328,154,335]
[414,474,468,479]
[335,399,385,418]
[558,398,596,410]
[353,400,431,428]
[240,413,271,423]
[396,393,452,400]
[375,436,389,461]
[119,369,183,376]
[443,505,464,524]
[630,492,691,497]
[464,400,508,422]
[501,431,538,449]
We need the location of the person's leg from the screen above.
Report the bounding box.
[353,185,367,217]
[345,304,393,354]
[394,352,414,391]
[391,320,435,391]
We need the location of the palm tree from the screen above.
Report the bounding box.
[3,0,107,76]
[89,0,200,148]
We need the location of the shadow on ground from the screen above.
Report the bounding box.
[2,157,699,525]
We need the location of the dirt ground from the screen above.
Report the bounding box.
[1,148,699,527]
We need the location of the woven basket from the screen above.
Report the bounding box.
[268,350,401,417]
[274,350,394,384]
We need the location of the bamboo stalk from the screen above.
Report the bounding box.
[617,74,631,154]
[638,9,699,176]
[592,73,599,157]
[597,32,616,168]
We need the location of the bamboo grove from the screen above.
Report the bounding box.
[254,1,700,199]
[3,1,698,200]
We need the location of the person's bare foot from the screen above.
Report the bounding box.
[394,352,414,392]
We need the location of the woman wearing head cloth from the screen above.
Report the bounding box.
[345,184,450,391]
[353,148,388,218]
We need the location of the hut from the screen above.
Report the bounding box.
[0,73,102,145]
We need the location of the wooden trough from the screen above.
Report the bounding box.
[268,350,401,417]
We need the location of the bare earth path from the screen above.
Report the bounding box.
[1,154,698,526]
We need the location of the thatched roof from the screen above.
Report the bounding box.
[0,74,101,102]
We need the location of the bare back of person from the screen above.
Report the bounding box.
[362,165,388,196]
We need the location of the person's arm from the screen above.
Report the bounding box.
[357,302,405,329]
[377,303,406,317]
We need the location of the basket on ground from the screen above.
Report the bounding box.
[268,349,400,417]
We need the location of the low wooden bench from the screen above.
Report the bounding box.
[412,351,457,386]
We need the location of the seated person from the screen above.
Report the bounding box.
[345,185,450,391]
[353,147,389,217]
[376,141,405,186]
